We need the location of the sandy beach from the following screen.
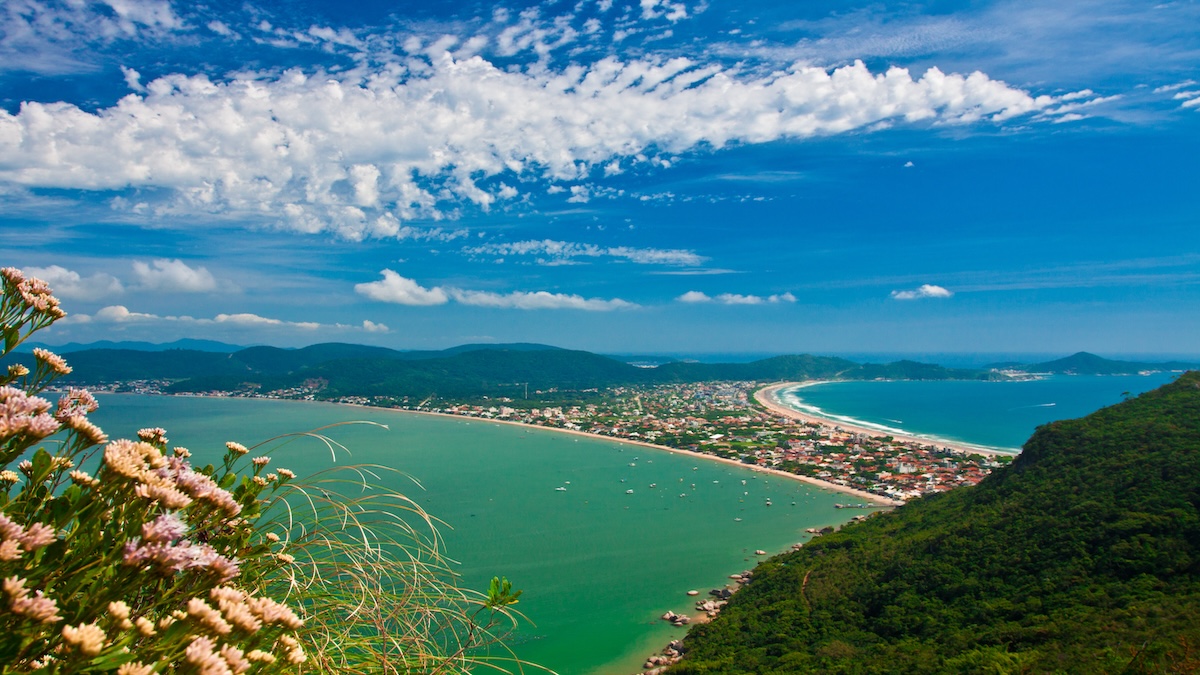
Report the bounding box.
[755,382,1014,457]
[382,405,905,507]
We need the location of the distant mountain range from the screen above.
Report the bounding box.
[19,338,246,353]
[9,343,1194,400]
[991,351,1198,376]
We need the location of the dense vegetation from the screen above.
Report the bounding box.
[16,343,1003,399]
[670,372,1200,674]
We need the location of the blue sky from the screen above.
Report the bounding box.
[2,0,1198,355]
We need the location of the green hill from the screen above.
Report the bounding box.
[35,345,987,398]
[1014,351,1197,375]
[670,372,1200,674]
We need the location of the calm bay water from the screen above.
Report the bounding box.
[779,373,1181,451]
[89,395,858,675]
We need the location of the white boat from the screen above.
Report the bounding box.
[625,489,634,494]
[555,487,567,492]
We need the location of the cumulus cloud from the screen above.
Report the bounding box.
[361,319,390,333]
[214,313,319,329]
[891,284,953,300]
[94,305,158,322]
[465,239,706,266]
[132,259,218,292]
[676,290,796,305]
[24,265,124,301]
[354,270,450,306]
[357,269,635,310]
[0,51,1072,239]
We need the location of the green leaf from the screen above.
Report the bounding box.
[2,326,19,355]
[486,576,522,608]
[31,448,53,479]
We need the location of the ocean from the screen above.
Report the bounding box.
[88,394,859,675]
[776,373,1182,451]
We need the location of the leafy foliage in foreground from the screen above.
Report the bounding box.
[671,372,1200,674]
[0,268,532,673]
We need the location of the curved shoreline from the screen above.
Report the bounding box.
[755,382,1016,457]
[349,403,905,507]
[165,390,902,503]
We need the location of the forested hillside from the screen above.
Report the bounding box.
[17,343,999,398]
[671,372,1200,674]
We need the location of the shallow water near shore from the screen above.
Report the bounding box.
[90,394,860,675]
[780,373,1180,451]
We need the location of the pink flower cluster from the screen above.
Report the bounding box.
[0,385,58,442]
[159,456,242,517]
[1,267,65,320]
[123,513,240,582]
[3,575,62,624]
[0,512,56,561]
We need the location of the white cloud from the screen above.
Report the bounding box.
[0,52,1066,239]
[0,0,184,75]
[357,269,634,311]
[677,290,796,305]
[132,259,218,292]
[450,289,634,311]
[465,239,706,266]
[641,0,689,22]
[215,313,319,330]
[66,305,333,331]
[354,270,450,306]
[93,305,158,324]
[24,264,124,301]
[891,284,953,300]
[361,319,390,333]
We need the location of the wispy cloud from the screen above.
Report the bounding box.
[677,290,796,305]
[63,304,379,333]
[890,284,953,300]
[0,0,184,75]
[356,270,636,311]
[464,239,706,266]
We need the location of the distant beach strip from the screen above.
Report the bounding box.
[755,382,1017,457]
[366,403,906,507]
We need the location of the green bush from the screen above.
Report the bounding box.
[0,267,531,674]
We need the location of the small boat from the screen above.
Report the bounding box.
[649,483,657,488]
[734,517,742,522]
[555,487,567,492]
[625,489,634,494]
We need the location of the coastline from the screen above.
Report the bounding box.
[755,382,1016,457]
[163,390,902,504]
[340,402,906,507]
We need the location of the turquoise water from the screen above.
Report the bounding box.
[779,373,1181,451]
[88,395,858,675]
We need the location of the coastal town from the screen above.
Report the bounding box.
[95,378,1014,504]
